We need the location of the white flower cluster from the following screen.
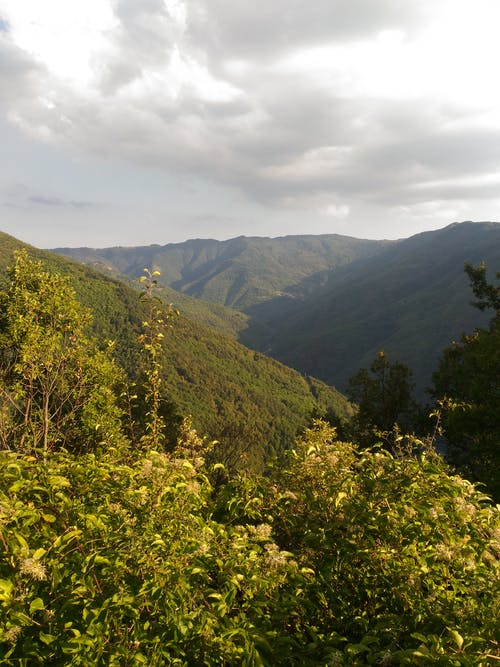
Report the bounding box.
[247,524,272,542]
[19,557,47,581]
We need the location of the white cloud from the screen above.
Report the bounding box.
[1,0,116,87]
[321,204,350,218]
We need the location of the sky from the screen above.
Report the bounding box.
[1,0,500,248]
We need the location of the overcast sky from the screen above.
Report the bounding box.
[1,0,500,248]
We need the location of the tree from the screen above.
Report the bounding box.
[0,250,125,454]
[347,351,416,447]
[432,263,500,499]
[464,261,500,311]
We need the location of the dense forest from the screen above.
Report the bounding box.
[55,221,500,395]
[0,244,499,665]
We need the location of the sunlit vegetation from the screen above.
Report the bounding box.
[0,249,498,664]
[0,233,351,470]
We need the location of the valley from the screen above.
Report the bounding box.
[55,221,500,397]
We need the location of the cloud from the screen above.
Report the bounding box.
[185,0,431,63]
[1,0,500,231]
[96,0,184,95]
[28,195,95,209]
[3,184,97,210]
[0,35,43,108]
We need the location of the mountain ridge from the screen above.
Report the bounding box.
[53,221,500,397]
[54,233,392,310]
[257,221,500,394]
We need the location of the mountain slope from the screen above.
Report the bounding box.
[53,234,391,310]
[0,231,352,462]
[53,222,500,397]
[257,221,500,395]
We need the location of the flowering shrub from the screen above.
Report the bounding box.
[266,421,499,664]
[0,442,299,665]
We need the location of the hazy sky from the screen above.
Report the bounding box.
[1,0,500,248]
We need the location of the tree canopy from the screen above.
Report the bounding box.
[0,250,125,454]
[432,263,500,500]
[347,351,417,447]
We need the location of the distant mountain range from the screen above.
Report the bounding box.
[54,221,500,397]
[53,234,391,310]
[0,231,351,466]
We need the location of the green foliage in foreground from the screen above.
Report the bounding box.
[0,423,498,665]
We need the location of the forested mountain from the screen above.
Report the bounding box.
[0,232,351,466]
[54,221,500,396]
[256,221,500,395]
[54,234,391,310]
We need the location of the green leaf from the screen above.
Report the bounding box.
[32,547,47,559]
[48,475,71,489]
[29,597,45,614]
[0,579,14,600]
[449,629,464,650]
[39,632,56,645]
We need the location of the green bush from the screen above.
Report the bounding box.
[0,443,299,665]
[265,421,499,664]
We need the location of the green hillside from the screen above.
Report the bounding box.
[258,222,500,395]
[0,232,352,464]
[53,234,390,310]
[45,247,253,340]
[54,222,500,396]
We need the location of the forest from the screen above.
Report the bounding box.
[0,247,499,665]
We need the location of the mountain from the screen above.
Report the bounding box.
[53,234,391,310]
[0,231,352,465]
[53,222,500,397]
[254,221,500,395]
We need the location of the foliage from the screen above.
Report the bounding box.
[347,351,417,447]
[464,261,500,311]
[0,249,498,664]
[264,421,500,664]
[0,250,125,455]
[432,263,500,500]
[0,233,352,466]
[137,268,178,450]
[0,445,299,665]
[1,422,498,665]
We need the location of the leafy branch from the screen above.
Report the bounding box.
[138,268,178,449]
